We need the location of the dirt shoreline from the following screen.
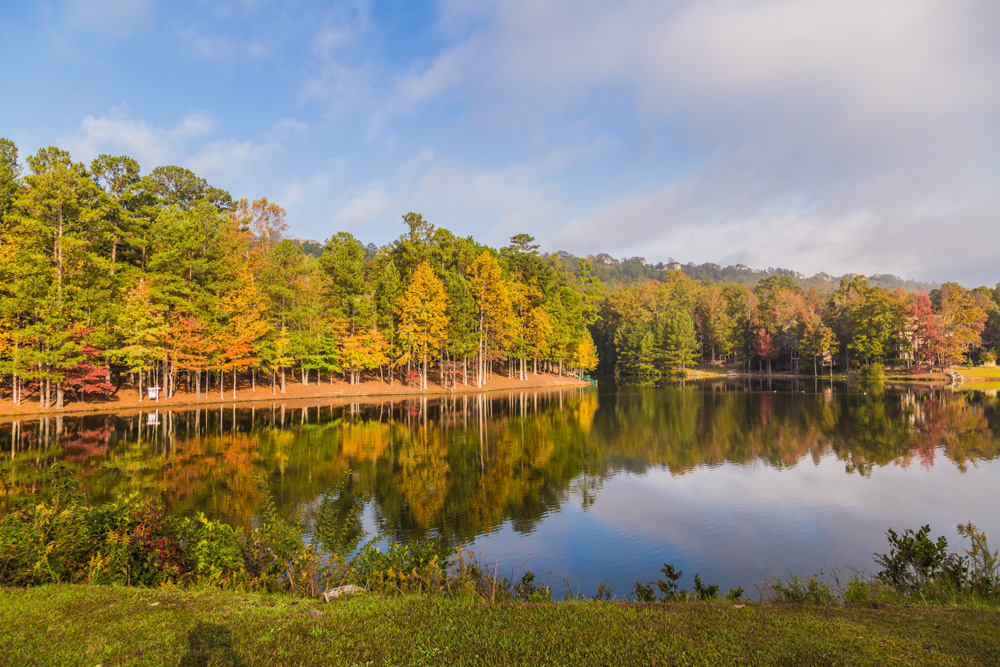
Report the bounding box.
[0,373,593,420]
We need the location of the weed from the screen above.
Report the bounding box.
[758,574,836,605]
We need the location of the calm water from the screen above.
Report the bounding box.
[2,380,999,598]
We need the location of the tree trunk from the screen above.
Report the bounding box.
[280,368,286,393]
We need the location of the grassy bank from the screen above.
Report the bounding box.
[0,585,997,666]
[954,366,1000,381]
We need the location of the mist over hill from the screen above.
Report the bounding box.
[554,251,940,293]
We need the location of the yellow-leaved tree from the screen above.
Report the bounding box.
[341,327,390,385]
[397,262,449,390]
[466,251,516,386]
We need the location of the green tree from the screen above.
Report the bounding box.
[662,310,698,374]
[7,147,109,408]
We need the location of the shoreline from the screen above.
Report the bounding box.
[0,372,592,420]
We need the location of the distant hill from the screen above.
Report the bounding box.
[551,252,940,293]
[288,237,324,259]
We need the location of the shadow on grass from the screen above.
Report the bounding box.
[178,621,246,667]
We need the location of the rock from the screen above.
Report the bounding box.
[322,585,366,603]
[305,609,326,618]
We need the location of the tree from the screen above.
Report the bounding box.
[570,330,599,376]
[906,292,945,369]
[171,314,217,399]
[391,212,435,277]
[798,317,838,376]
[662,310,699,373]
[467,251,515,386]
[116,279,168,400]
[91,154,148,275]
[397,263,450,390]
[0,138,21,230]
[932,283,987,366]
[217,267,274,397]
[695,284,734,364]
[141,165,232,211]
[525,306,553,374]
[7,147,109,408]
[341,327,390,385]
[229,196,287,257]
[320,232,369,334]
[848,281,904,366]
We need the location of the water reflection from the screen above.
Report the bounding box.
[2,381,999,595]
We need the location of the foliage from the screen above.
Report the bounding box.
[874,525,967,595]
[632,564,731,603]
[758,574,836,605]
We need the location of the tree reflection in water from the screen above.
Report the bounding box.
[2,381,999,552]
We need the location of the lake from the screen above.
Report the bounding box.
[2,379,999,598]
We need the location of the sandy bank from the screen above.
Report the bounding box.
[0,372,592,419]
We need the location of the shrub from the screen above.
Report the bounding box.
[875,525,967,596]
[957,522,999,598]
[758,574,836,605]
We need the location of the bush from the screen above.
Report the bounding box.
[758,574,836,605]
[0,466,290,591]
[875,525,967,596]
[632,565,727,603]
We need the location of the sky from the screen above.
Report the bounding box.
[2,0,999,285]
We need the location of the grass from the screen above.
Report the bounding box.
[0,585,998,666]
[954,366,1000,380]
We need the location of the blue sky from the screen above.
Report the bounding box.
[2,1,999,285]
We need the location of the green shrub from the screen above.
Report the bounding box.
[875,525,967,596]
[353,540,450,595]
[957,522,999,598]
[758,574,836,605]
[632,565,724,603]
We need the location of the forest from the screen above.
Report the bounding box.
[591,269,999,380]
[0,140,598,408]
[1,137,998,407]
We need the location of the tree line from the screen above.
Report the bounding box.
[3,137,998,402]
[0,140,598,407]
[592,269,999,379]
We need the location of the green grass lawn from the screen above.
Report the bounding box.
[955,366,1000,380]
[0,585,997,666]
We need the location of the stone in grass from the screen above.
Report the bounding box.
[322,585,366,603]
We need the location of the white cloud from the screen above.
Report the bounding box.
[335,184,390,228]
[66,109,215,169]
[299,1,376,114]
[374,0,1000,283]
[63,110,306,196]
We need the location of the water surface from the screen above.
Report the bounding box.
[2,379,998,597]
